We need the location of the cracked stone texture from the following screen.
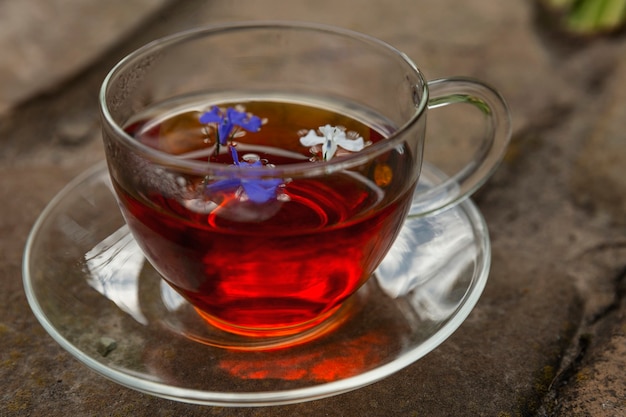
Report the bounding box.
[1,0,625,416]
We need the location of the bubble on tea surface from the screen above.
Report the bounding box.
[182,197,219,214]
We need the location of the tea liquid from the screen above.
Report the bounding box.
[115,98,415,336]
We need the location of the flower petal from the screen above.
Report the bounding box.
[337,136,365,152]
[227,108,262,132]
[322,138,338,161]
[238,114,262,132]
[230,146,240,166]
[199,107,223,124]
[204,178,241,194]
[318,124,339,137]
[299,129,325,146]
[217,120,234,144]
[241,179,283,203]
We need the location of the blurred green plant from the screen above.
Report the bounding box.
[540,0,626,34]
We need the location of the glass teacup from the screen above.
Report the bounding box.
[99,22,510,347]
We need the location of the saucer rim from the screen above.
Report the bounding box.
[22,161,490,406]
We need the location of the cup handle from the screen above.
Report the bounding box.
[409,77,512,216]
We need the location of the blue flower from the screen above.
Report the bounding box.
[199,106,262,145]
[205,147,283,204]
[199,106,278,203]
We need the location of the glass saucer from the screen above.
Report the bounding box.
[23,162,490,406]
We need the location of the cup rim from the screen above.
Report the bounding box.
[99,20,428,178]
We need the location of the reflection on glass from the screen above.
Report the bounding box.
[376,208,476,321]
[217,331,390,382]
[160,279,186,311]
[85,225,147,324]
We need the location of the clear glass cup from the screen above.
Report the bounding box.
[99,21,510,348]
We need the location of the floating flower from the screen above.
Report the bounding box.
[230,147,284,203]
[199,106,263,146]
[198,105,281,204]
[204,146,284,204]
[299,124,365,161]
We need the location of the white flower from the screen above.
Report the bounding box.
[299,124,365,161]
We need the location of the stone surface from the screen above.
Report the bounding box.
[0,0,172,114]
[571,47,626,225]
[1,0,625,416]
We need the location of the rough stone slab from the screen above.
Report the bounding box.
[571,46,626,225]
[2,0,626,416]
[555,299,626,416]
[0,0,172,115]
[542,241,626,416]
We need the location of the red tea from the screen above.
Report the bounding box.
[114,99,415,336]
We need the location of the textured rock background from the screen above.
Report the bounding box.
[0,0,172,114]
[1,0,625,416]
